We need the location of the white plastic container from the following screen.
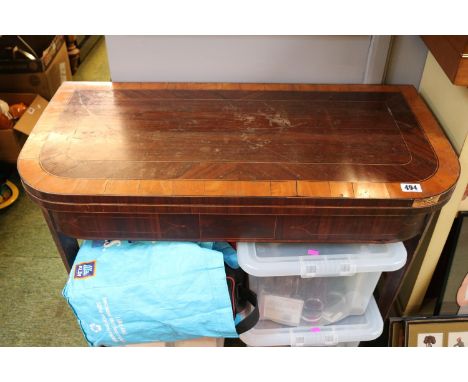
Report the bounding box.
[237,242,406,326]
[239,296,383,347]
[126,337,225,347]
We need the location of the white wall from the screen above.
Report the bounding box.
[384,35,428,88]
[105,36,388,83]
[399,52,468,315]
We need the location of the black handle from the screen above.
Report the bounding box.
[235,287,259,335]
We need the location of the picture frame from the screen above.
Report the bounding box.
[388,317,405,347]
[405,315,468,347]
[435,212,468,315]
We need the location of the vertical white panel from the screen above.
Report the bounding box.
[106,36,375,84]
[363,36,392,84]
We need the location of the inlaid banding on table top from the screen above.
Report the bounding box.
[35,86,438,182]
[17,157,455,207]
[18,82,459,204]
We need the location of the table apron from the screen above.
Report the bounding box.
[46,210,428,243]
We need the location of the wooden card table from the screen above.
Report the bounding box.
[18,82,459,319]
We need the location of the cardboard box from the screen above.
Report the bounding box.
[0,93,48,163]
[0,37,72,100]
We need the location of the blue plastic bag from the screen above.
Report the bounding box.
[62,240,239,346]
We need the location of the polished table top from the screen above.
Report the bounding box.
[18,82,459,209]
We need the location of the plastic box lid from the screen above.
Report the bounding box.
[239,296,383,347]
[237,242,407,277]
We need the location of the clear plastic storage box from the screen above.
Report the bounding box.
[237,242,406,327]
[239,296,383,347]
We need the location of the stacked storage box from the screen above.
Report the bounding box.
[126,338,225,347]
[236,242,407,347]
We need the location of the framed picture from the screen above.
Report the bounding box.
[435,212,468,315]
[405,316,468,347]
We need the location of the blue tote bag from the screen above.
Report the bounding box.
[62,240,258,346]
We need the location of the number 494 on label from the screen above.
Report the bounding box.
[400,183,423,192]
